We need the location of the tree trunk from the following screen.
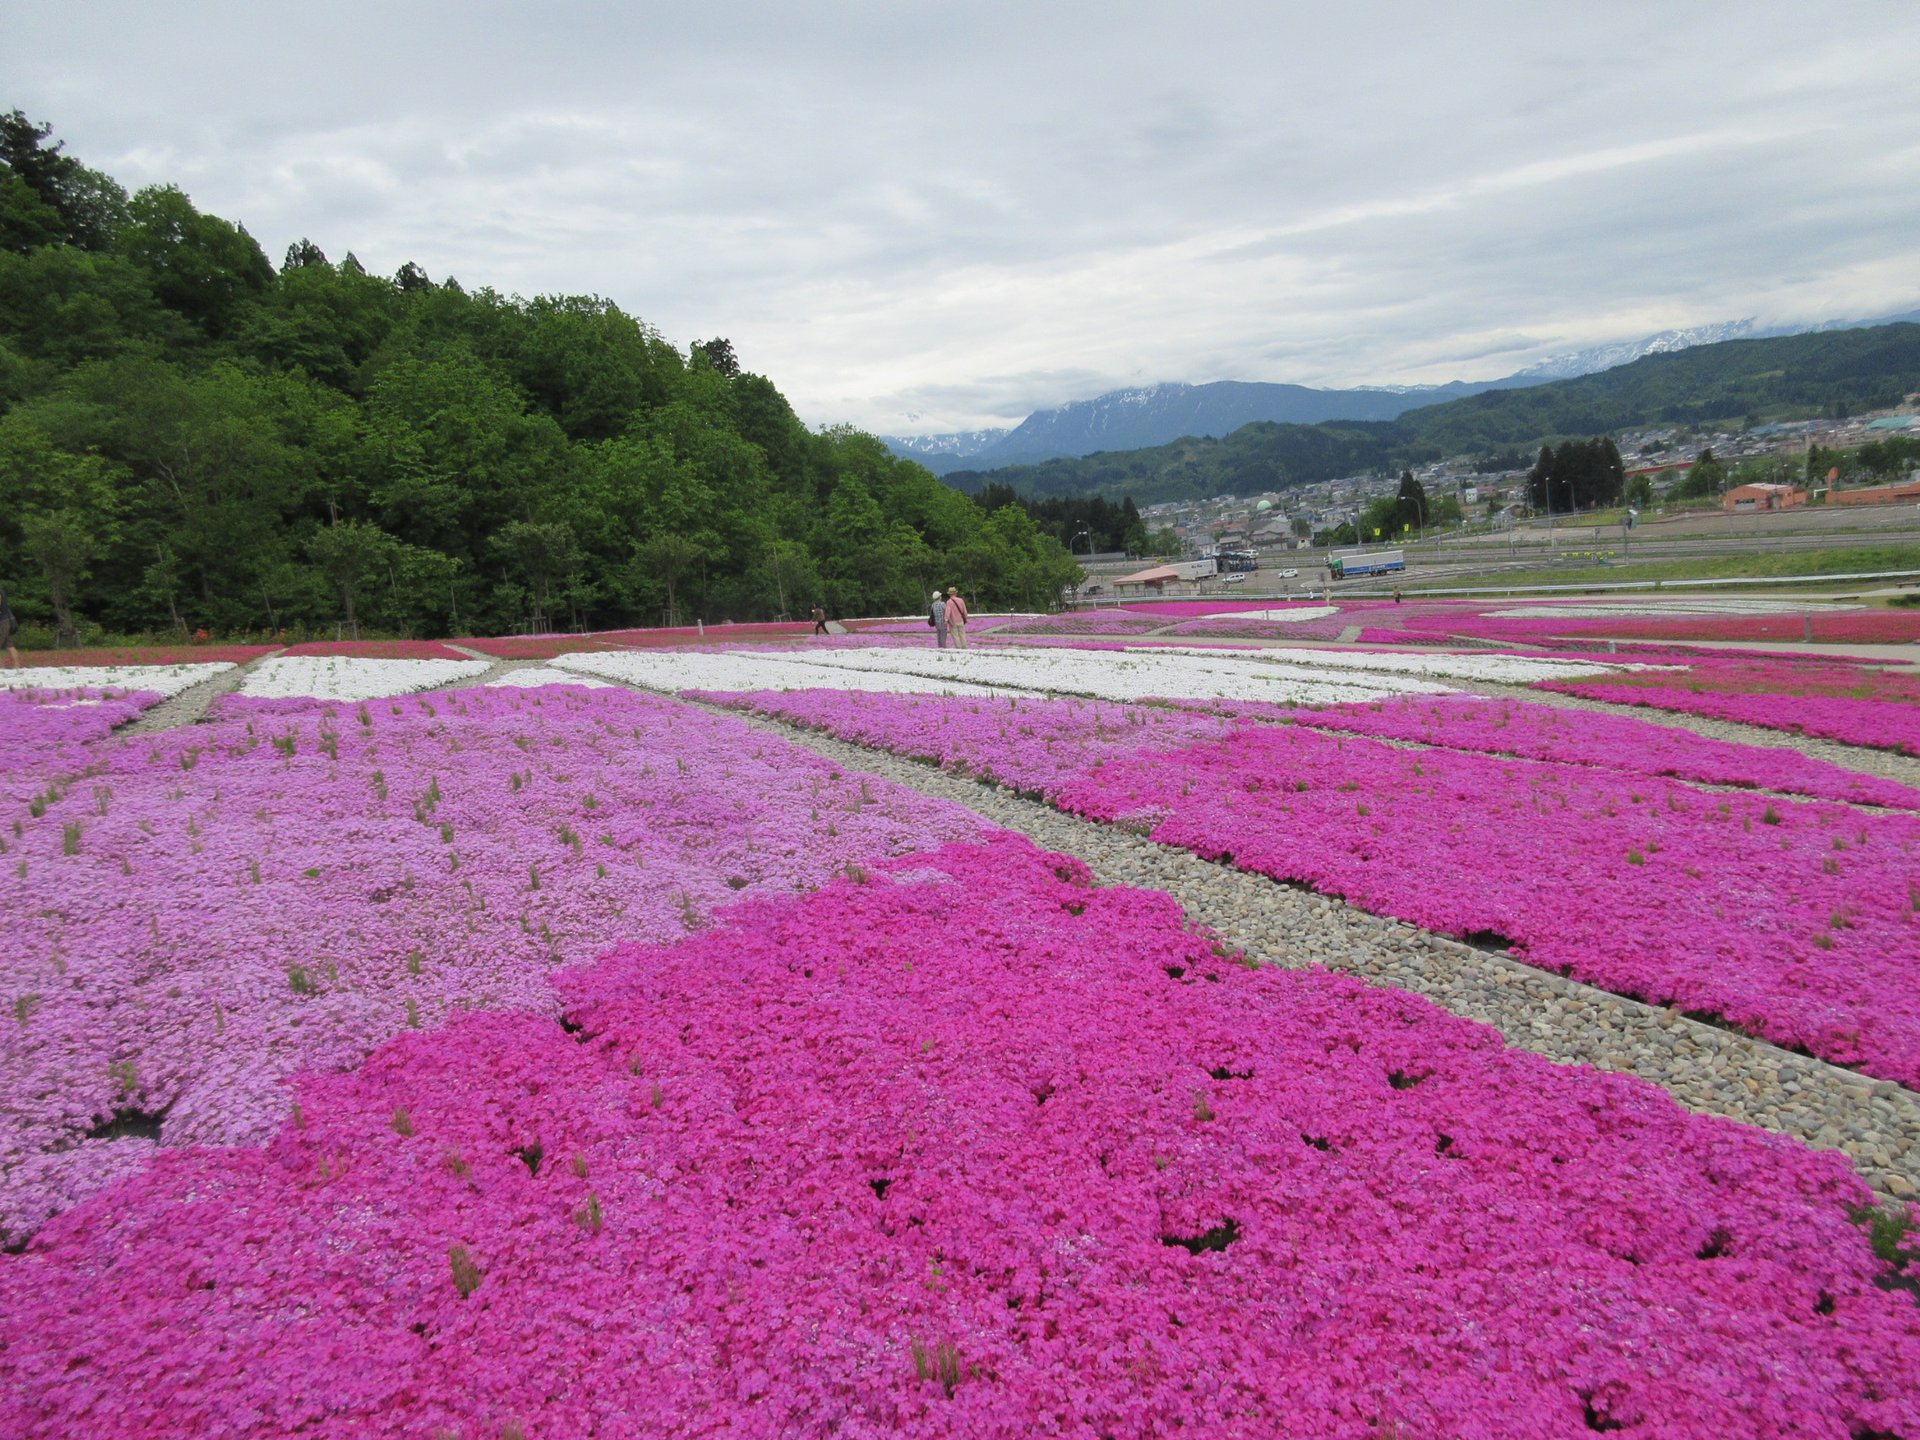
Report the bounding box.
[52,592,78,649]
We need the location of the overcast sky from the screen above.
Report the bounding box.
[7,1,1919,434]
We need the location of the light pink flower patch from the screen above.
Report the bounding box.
[0,687,980,1244]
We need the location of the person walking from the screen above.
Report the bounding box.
[929,589,948,648]
[810,603,828,636]
[944,587,970,650]
[0,587,18,668]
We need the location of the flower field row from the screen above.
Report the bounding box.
[278,639,478,659]
[0,661,235,698]
[0,687,980,1243]
[993,611,1167,635]
[711,688,1920,1086]
[1539,657,1920,757]
[1283,695,1920,810]
[702,644,1453,705]
[0,689,162,803]
[557,648,1026,697]
[4,834,1914,1437]
[233,655,493,701]
[1147,644,1626,686]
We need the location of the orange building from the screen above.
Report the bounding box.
[1828,479,1920,507]
[1721,483,1806,512]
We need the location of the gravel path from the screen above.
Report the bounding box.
[709,700,1920,1204]
[1473,680,1920,789]
[118,652,281,734]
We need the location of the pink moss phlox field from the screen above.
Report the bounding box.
[994,612,1166,636]
[4,835,1915,1439]
[1541,659,1920,757]
[1512,611,1920,645]
[0,686,980,1244]
[277,639,475,659]
[1164,614,1358,640]
[0,689,160,802]
[1280,695,1920,809]
[715,689,1920,1085]
[11,644,274,668]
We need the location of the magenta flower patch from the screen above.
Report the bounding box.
[716,690,1920,1085]
[3,835,1915,1437]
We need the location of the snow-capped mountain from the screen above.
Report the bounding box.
[883,428,1011,459]
[1511,322,1765,381]
[883,308,1920,475]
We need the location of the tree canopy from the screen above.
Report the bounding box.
[0,116,1079,641]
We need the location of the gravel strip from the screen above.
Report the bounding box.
[118,653,281,734]
[1473,680,1920,790]
[713,700,1920,1203]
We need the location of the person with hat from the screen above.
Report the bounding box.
[928,589,949,648]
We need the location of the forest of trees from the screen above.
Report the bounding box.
[1526,437,1626,514]
[0,113,1080,644]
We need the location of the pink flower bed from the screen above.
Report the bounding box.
[5,835,1915,1437]
[12,644,275,667]
[0,689,160,803]
[715,690,1920,1085]
[1282,695,1920,809]
[278,640,476,659]
[1393,607,1920,647]
[0,686,979,1245]
[1164,614,1358,640]
[994,612,1166,636]
[1541,660,1920,757]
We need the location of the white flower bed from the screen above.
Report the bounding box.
[238,656,490,702]
[484,666,615,690]
[552,650,1024,697]
[0,663,234,698]
[1489,599,1863,619]
[760,645,1444,705]
[1141,645,1628,684]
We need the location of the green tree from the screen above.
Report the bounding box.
[491,520,582,632]
[22,509,106,646]
[635,531,702,626]
[308,519,398,638]
[118,185,272,337]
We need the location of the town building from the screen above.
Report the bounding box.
[1721,483,1806,512]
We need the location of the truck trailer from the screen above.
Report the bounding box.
[1328,549,1405,580]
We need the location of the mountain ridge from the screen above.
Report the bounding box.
[887,307,1920,473]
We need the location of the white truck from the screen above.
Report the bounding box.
[1170,558,1218,582]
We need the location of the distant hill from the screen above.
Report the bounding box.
[943,421,1400,507]
[889,307,1920,474]
[1397,322,1920,455]
[888,378,1521,474]
[940,322,1920,505]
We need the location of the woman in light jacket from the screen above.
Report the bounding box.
[944,587,970,649]
[929,589,948,647]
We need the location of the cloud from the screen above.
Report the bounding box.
[7,1,1919,434]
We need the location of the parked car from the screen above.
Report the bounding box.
[1219,573,1246,585]
[1277,568,1299,578]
